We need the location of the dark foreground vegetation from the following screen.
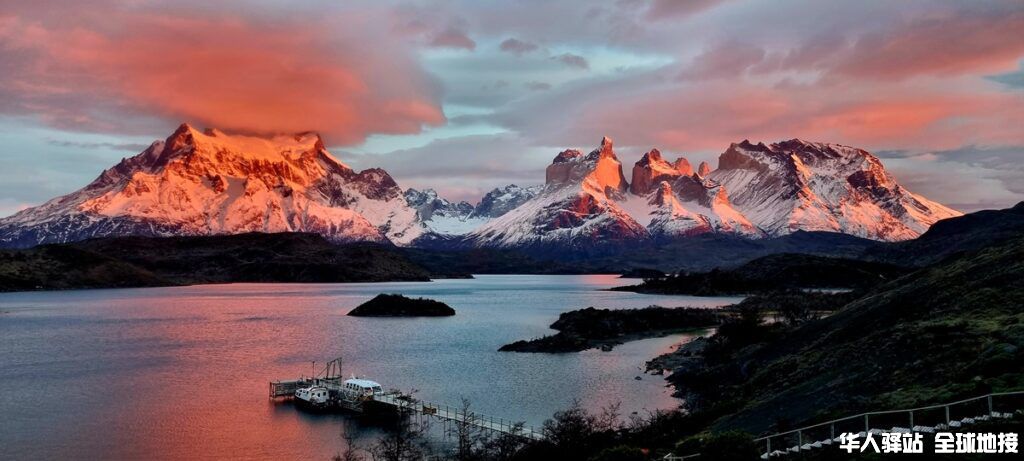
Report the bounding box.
[0,232,441,291]
[666,234,1024,431]
[499,306,723,352]
[348,294,456,317]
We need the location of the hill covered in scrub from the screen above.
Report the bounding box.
[506,235,1024,460]
[0,232,439,291]
[614,253,909,295]
[0,244,170,291]
[865,201,1024,267]
[661,235,1024,435]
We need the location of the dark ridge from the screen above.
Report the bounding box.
[618,268,666,279]
[0,245,169,291]
[864,201,1024,266]
[613,253,909,295]
[1,232,445,292]
[411,230,878,274]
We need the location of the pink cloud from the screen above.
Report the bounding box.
[499,38,539,56]
[741,6,1024,82]
[429,26,476,50]
[495,69,1024,155]
[678,41,766,81]
[645,0,732,21]
[0,7,445,145]
[552,53,589,70]
[828,8,1024,81]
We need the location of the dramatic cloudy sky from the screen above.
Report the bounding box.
[1,0,1023,215]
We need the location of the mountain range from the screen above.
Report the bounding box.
[0,124,961,250]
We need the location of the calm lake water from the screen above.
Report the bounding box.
[0,275,741,460]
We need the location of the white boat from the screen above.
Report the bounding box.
[341,378,384,400]
[294,385,330,408]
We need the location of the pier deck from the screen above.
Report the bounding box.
[270,357,542,441]
[373,392,543,440]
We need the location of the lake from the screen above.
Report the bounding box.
[0,275,741,459]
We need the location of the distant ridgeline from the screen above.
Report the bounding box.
[614,254,910,295]
[3,202,1022,292]
[0,233,444,292]
[1,125,961,258]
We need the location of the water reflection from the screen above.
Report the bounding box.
[0,275,740,459]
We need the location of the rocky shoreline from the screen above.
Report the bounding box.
[499,306,722,353]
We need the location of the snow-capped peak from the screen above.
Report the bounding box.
[0,129,962,250]
[709,138,962,240]
[465,136,957,249]
[467,137,762,249]
[697,161,712,177]
[545,137,629,197]
[631,148,691,196]
[0,124,424,248]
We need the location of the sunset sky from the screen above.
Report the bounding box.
[1,0,1022,215]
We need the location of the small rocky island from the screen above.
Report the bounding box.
[347,294,456,317]
[499,306,723,353]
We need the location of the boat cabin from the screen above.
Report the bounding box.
[295,385,329,405]
[344,378,384,397]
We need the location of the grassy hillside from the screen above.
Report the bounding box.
[666,236,1024,435]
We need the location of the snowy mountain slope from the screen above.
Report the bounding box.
[466,137,760,249]
[468,137,647,248]
[0,124,424,248]
[403,188,486,236]
[629,148,690,196]
[469,184,542,219]
[623,149,760,238]
[404,184,544,237]
[707,139,962,241]
[0,127,961,250]
[464,136,957,249]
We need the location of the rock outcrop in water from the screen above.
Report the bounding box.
[348,294,456,317]
[499,306,722,352]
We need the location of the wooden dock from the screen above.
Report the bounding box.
[270,357,543,441]
[373,392,543,441]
